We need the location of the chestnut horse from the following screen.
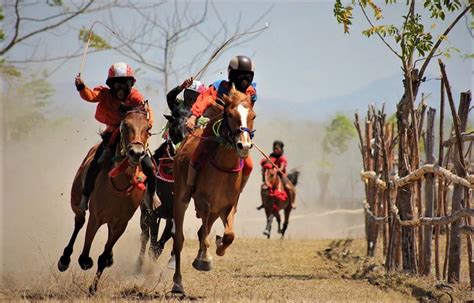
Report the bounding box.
[261,168,299,238]
[58,107,153,294]
[171,88,255,295]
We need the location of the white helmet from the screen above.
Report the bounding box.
[187,80,206,93]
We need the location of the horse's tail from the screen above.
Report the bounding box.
[287,169,300,187]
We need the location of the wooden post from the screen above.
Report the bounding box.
[422,107,436,276]
[435,77,445,280]
[440,59,469,283]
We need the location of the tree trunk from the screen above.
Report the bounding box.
[395,74,419,273]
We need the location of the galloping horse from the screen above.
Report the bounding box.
[171,88,255,295]
[136,111,190,270]
[58,106,153,294]
[261,168,299,238]
[137,137,175,269]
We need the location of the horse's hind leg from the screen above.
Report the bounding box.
[137,204,150,271]
[58,212,85,272]
[78,216,100,271]
[89,222,127,295]
[216,205,236,256]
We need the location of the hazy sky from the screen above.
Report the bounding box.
[4,1,473,117]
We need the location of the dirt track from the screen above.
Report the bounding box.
[2,237,471,302]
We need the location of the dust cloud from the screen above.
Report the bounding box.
[1,105,365,288]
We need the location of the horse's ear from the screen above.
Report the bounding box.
[221,93,232,106]
[144,100,150,120]
[163,114,175,122]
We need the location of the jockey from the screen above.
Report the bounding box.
[184,55,257,199]
[74,62,161,211]
[260,140,296,209]
[164,77,206,144]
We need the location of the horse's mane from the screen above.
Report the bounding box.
[287,169,300,186]
[223,88,252,108]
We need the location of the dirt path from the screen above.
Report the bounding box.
[2,238,424,302]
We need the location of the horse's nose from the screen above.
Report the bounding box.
[128,146,145,159]
[237,141,252,150]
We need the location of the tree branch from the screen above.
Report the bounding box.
[357,0,402,60]
[418,4,473,81]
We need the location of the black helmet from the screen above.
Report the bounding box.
[228,55,254,83]
[273,140,284,149]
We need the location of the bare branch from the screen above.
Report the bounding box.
[418,4,473,81]
[0,0,95,56]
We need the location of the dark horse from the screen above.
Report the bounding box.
[261,168,300,238]
[136,113,187,270]
[58,106,153,294]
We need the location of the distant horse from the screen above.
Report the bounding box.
[58,106,153,294]
[171,88,256,295]
[261,168,300,238]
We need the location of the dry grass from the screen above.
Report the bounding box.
[2,236,471,302]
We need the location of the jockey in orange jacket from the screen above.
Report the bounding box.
[74,62,160,211]
[259,140,296,209]
[184,55,257,199]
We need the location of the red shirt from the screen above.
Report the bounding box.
[260,155,287,173]
[79,86,153,130]
[191,82,256,117]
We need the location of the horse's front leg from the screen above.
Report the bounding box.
[280,206,291,239]
[192,201,217,271]
[137,204,150,271]
[58,211,86,272]
[89,222,127,295]
[78,215,101,271]
[149,215,162,261]
[276,210,282,234]
[216,205,236,256]
[171,183,189,295]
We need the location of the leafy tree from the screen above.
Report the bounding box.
[322,114,357,155]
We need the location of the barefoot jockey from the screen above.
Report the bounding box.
[260,140,296,209]
[75,62,161,211]
[184,55,257,199]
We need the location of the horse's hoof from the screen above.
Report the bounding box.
[58,255,70,272]
[263,230,270,239]
[216,247,226,257]
[167,255,176,270]
[78,254,93,271]
[171,283,185,295]
[98,253,114,269]
[192,258,212,271]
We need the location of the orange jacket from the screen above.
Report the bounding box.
[191,81,256,117]
[79,86,153,131]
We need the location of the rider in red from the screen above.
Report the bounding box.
[259,140,296,209]
[183,56,257,199]
[75,62,160,211]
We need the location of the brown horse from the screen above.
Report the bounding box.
[261,168,299,239]
[171,88,255,295]
[57,107,153,294]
